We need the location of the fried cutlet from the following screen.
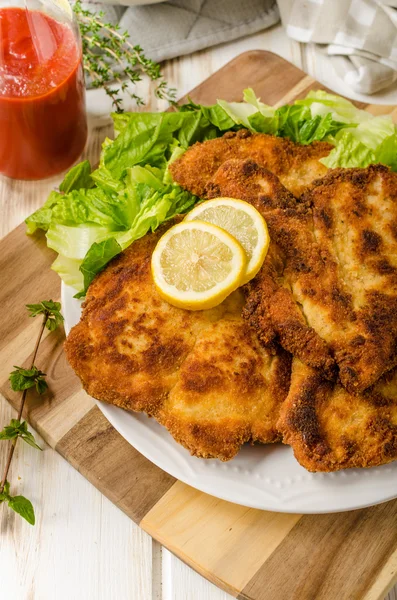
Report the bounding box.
[158,320,291,460]
[169,129,332,198]
[210,160,397,392]
[279,359,397,472]
[65,220,292,461]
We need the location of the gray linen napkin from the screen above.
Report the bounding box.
[84,0,397,95]
[83,0,280,63]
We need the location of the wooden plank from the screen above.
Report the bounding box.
[56,406,176,523]
[239,503,397,600]
[141,481,301,597]
[1,50,396,600]
[0,226,58,352]
[182,51,307,106]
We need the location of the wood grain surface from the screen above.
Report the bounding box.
[1,51,397,600]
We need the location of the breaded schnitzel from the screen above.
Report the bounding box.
[279,359,397,472]
[158,320,291,460]
[210,160,397,392]
[169,129,332,198]
[65,220,291,461]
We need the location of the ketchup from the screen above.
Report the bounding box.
[0,7,87,180]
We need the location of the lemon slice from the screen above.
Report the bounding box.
[185,197,269,284]
[151,220,246,310]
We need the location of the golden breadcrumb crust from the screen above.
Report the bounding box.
[279,359,397,472]
[209,159,397,392]
[169,129,331,198]
[65,220,291,461]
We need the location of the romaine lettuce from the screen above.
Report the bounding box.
[27,87,397,297]
[59,160,94,193]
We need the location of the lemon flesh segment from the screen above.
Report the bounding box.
[151,220,247,310]
[185,197,269,284]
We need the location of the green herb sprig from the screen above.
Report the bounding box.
[73,0,177,113]
[0,300,64,525]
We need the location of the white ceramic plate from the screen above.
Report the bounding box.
[62,283,397,514]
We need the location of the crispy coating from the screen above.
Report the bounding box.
[206,158,298,210]
[158,320,292,460]
[208,159,336,377]
[298,165,397,390]
[278,359,397,472]
[65,220,292,461]
[169,129,332,198]
[211,160,397,391]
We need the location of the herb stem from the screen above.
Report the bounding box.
[82,18,151,71]
[83,48,127,90]
[0,315,47,494]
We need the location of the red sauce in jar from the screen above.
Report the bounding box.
[0,7,87,179]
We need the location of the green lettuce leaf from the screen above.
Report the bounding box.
[351,115,396,150]
[201,105,235,131]
[46,224,112,259]
[51,255,84,290]
[248,104,347,144]
[221,90,348,144]
[177,111,203,147]
[243,88,274,116]
[376,134,397,171]
[79,238,122,294]
[90,165,123,193]
[25,191,62,234]
[296,90,371,123]
[321,114,397,170]
[320,131,376,169]
[217,98,258,128]
[103,113,165,179]
[51,188,130,229]
[104,112,191,178]
[59,160,94,193]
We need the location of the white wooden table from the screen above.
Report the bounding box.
[1,23,397,600]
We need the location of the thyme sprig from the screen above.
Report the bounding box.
[73,0,177,113]
[0,301,64,525]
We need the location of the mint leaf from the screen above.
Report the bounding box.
[35,379,48,395]
[20,429,42,451]
[0,429,19,440]
[0,419,21,440]
[9,366,47,394]
[26,300,64,331]
[0,420,42,450]
[7,495,35,525]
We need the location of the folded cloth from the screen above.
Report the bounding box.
[82,0,279,65]
[83,0,397,96]
[278,0,397,94]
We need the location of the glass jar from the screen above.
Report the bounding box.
[0,0,87,180]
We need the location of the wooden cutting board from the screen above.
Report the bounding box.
[1,51,397,600]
